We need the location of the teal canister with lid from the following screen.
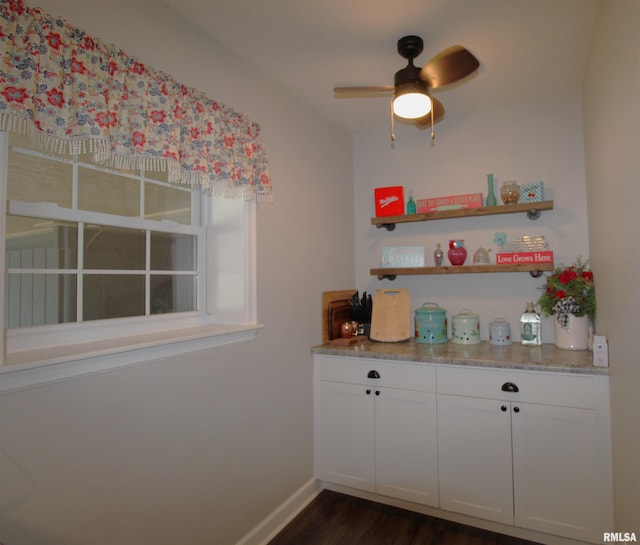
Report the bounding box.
[414,303,448,344]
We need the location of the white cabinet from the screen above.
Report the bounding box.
[437,394,514,524]
[316,380,375,492]
[374,386,437,504]
[313,352,612,544]
[314,355,439,507]
[511,401,600,537]
[437,365,611,543]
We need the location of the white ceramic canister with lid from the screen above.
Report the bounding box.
[452,309,480,345]
[489,317,512,345]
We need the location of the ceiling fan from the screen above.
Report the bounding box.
[333,35,479,139]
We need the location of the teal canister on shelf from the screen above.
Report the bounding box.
[486,173,497,206]
[415,303,448,344]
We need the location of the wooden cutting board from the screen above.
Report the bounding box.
[369,288,411,342]
[322,289,356,343]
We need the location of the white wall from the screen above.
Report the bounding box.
[583,0,640,530]
[0,2,354,544]
[354,93,589,343]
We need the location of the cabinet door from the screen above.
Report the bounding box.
[375,388,438,507]
[512,402,600,542]
[437,394,514,525]
[316,380,375,492]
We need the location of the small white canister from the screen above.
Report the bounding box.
[452,309,480,345]
[489,317,512,345]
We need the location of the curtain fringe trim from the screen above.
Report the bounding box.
[1,113,273,201]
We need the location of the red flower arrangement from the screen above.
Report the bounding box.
[537,257,596,324]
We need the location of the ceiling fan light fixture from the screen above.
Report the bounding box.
[393,81,432,119]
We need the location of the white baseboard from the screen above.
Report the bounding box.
[235,478,319,545]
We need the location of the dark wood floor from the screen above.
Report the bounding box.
[267,490,542,545]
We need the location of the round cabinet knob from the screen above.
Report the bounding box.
[366,389,371,395]
[513,406,520,413]
[501,405,507,412]
[375,390,381,396]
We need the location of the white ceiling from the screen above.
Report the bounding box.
[160,0,597,134]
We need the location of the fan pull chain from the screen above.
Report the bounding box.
[430,103,435,141]
[390,100,396,141]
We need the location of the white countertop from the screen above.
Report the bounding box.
[312,339,607,375]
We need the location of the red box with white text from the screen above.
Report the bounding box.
[495,251,554,265]
[374,186,405,217]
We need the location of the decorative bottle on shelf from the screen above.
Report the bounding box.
[520,301,542,346]
[485,173,497,207]
[448,239,467,266]
[406,190,417,214]
[433,243,444,267]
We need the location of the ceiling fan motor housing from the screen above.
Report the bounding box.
[394,64,427,91]
[395,35,428,93]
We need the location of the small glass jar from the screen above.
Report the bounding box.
[500,181,521,205]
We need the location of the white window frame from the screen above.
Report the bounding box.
[0,132,262,392]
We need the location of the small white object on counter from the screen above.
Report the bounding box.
[593,335,609,367]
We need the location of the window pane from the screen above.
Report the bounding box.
[78,166,140,217]
[150,232,196,271]
[145,181,192,225]
[5,273,77,328]
[84,225,145,270]
[8,135,73,207]
[144,168,170,183]
[5,216,78,269]
[150,275,197,314]
[83,274,144,320]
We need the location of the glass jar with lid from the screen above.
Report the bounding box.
[500,181,521,205]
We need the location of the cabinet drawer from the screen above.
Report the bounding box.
[314,355,436,392]
[437,365,600,409]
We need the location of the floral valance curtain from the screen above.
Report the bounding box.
[0,0,272,202]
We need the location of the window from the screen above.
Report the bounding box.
[1,131,258,375]
[5,131,201,326]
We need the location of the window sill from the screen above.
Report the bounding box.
[0,323,263,393]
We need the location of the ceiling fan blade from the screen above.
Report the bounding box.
[333,86,394,98]
[420,45,479,89]
[415,97,445,127]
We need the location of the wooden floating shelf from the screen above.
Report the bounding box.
[371,201,554,230]
[371,263,554,280]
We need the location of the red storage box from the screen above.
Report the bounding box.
[375,186,405,217]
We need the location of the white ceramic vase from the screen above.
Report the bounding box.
[554,314,589,350]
